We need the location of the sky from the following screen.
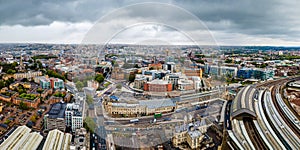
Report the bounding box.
[0,0,300,46]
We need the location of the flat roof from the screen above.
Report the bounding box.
[48,103,67,119]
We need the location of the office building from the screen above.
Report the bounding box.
[65,103,83,132]
[50,78,64,89]
[144,79,172,92]
[40,77,51,89]
[44,103,67,132]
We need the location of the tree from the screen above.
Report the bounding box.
[7,69,16,74]
[19,101,28,110]
[84,116,96,133]
[95,74,104,84]
[225,59,233,63]
[128,73,136,82]
[0,80,5,89]
[195,59,205,64]
[134,64,140,68]
[116,84,122,89]
[21,78,29,82]
[75,81,84,91]
[30,115,37,123]
[86,95,93,105]
[12,62,18,68]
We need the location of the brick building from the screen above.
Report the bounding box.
[144,79,172,92]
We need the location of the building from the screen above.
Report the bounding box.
[144,79,172,92]
[40,77,51,89]
[104,98,176,116]
[43,129,72,150]
[237,68,254,79]
[133,74,148,89]
[111,67,125,80]
[142,70,166,80]
[190,76,203,90]
[0,125,43,150]
[164,74,180,90]
[44,103,67,132]
[220,66,238,77]
[71,128,87,150]
[9,82,31,90]
[13,96,41,109]
[184,68,202,77]
[237,68,274,80]
[172,121,206,149]
[253,69,274,80]
[13,71,42,79]
[50,78,64,89]
[149,63,163,70]
[65,103,83,132]
[87,80,99,90]
[230,85,257,120]
[187,130,203,149]
[178,79,194,91]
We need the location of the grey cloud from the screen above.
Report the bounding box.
[0,0,300,44]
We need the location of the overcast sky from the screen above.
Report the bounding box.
[0,0,300,46]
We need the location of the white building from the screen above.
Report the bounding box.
[191,76,202,90]
[65,103,83,132]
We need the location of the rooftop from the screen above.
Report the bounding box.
[149,79,169,85]
[139,99,175,109]
[231,85,257,119]
[0,125,42,150]
[43,129,72,150]
[48,102,67,119]
[188,130,202,139]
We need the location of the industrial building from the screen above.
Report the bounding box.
[43,129,72,150]
[0,125,43,150]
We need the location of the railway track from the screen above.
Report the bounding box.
[243,118,268,150]
[271,84,300,139]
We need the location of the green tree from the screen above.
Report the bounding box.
[134,64,140,68]
[0,80,5,89]
[19,101,29,110]
[225,59,233,63]
[75,81,84,91]
[128,73,136,82]
[86,95,93,105]
[84,116,96,133]
[12,62,18,68]
[95,74,104,84]
[7,69,16,74]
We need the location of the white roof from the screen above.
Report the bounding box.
[149,79,169,85]
[43,129,72,150]
[0,125,42,150]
